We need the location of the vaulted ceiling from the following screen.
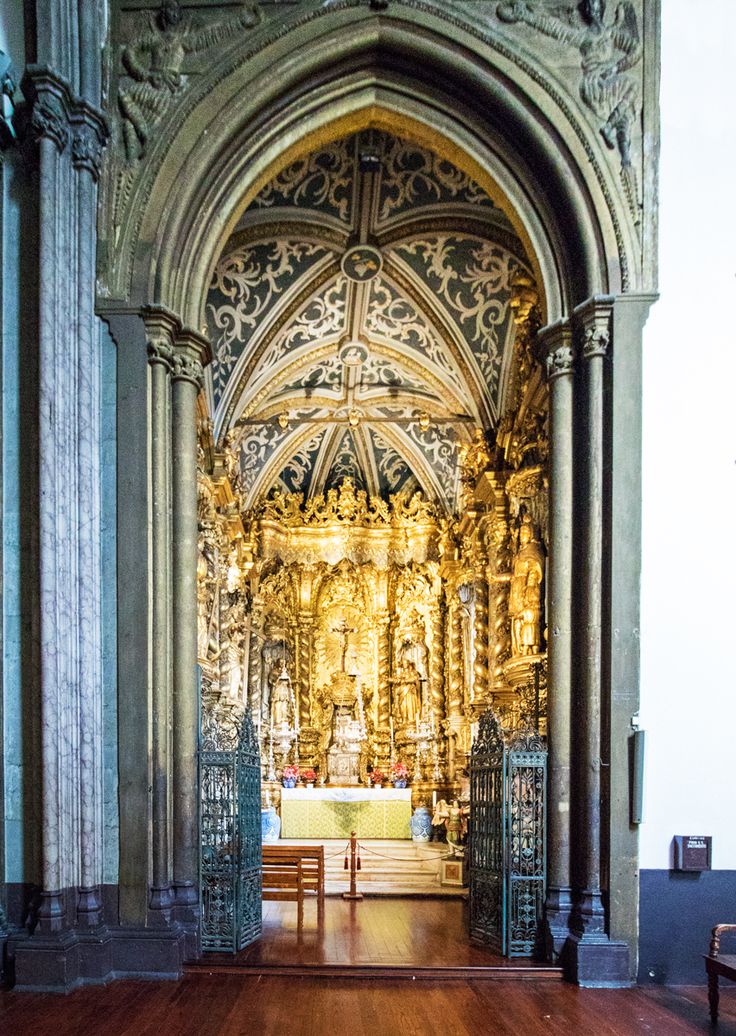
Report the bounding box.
[205,129,532,513]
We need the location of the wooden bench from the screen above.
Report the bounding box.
[262,845,325,923]
[261,855,305,927]
[704,923,736,1022]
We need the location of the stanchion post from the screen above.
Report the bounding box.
[342,831,363,901]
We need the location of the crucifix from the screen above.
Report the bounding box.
[332,618,357,673]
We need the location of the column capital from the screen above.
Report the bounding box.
[21,65,109,161]
[144,305,179,368]
[171,353,204,388]
[573,296,615,360]
[175,325,213,368]
[537,319,573,382]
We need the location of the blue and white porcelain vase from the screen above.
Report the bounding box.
[282,777,296,789]
[410,805,432,842]
[393,779,407,789]
[261,806,281,843]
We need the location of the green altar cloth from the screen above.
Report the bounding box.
[280,787,412,839]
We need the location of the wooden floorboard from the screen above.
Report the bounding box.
[2,978,735,1035]
[195,897,529,970]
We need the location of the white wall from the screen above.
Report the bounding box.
[640,0,736,869]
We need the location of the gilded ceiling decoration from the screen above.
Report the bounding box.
[205,129,533,513]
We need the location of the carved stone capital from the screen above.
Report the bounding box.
[574,297,614,361]
[171,352,204,387]
[71,120,106,179]
[537,319,573,382]
[21,66,109,164]
[30,94,69,151]
[147,335,174,368]
[545,344,574,381]
[143,304,180,369]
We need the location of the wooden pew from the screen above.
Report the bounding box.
[262,845,325,922]
[704,924,736,1022]
[261,856,305,927]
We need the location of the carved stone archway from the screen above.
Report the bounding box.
[12,0,657,991]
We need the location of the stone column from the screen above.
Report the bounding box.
[144,309,176,920]
[35,101,75,937]
[170,330,208,931]
[567,297,629,983]
[21,68,108,939]
[539,320,574,956]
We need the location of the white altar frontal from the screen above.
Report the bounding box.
[280,786,412,839]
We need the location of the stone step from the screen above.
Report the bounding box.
[277,838,465,897]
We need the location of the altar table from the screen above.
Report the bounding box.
[280,787,412,839]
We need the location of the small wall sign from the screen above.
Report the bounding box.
[673,835,712,872]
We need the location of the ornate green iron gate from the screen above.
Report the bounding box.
[200,707,262,952]
[469,710,547,956]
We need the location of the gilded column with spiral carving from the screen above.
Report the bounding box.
[297,614,313,728]
[430,602,445,725]
[448,596,464,717]
[472,576,490,706]
[489,502,512,693]
[376,612,391,730]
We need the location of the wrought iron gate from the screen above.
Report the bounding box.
[469,710,547,956]
[200,707,262,952]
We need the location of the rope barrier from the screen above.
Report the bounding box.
[356,841,457,863]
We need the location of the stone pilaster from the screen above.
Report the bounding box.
[538,319,574,957]
[170,328,208,940]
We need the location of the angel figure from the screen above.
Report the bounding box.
[119,0,260,161]
[497,0,641,169]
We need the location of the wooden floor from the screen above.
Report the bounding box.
[2,977,734,1035]
[200,897,523,970]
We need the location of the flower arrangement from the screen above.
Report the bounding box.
[370,769,386,786]
[282,764,299,787]
[390,761,409,781]
[300,768,317,784]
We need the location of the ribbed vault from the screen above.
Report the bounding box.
[206,129,534,512]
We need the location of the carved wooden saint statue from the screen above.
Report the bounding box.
[509,514,545,657]
[271,665,294,729]
[397,661,422,727]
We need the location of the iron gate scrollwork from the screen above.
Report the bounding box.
[469,710,547,957]
[200,706,262,952]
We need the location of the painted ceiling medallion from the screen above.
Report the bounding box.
[341,245,383,282]
[338,341,369,367]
